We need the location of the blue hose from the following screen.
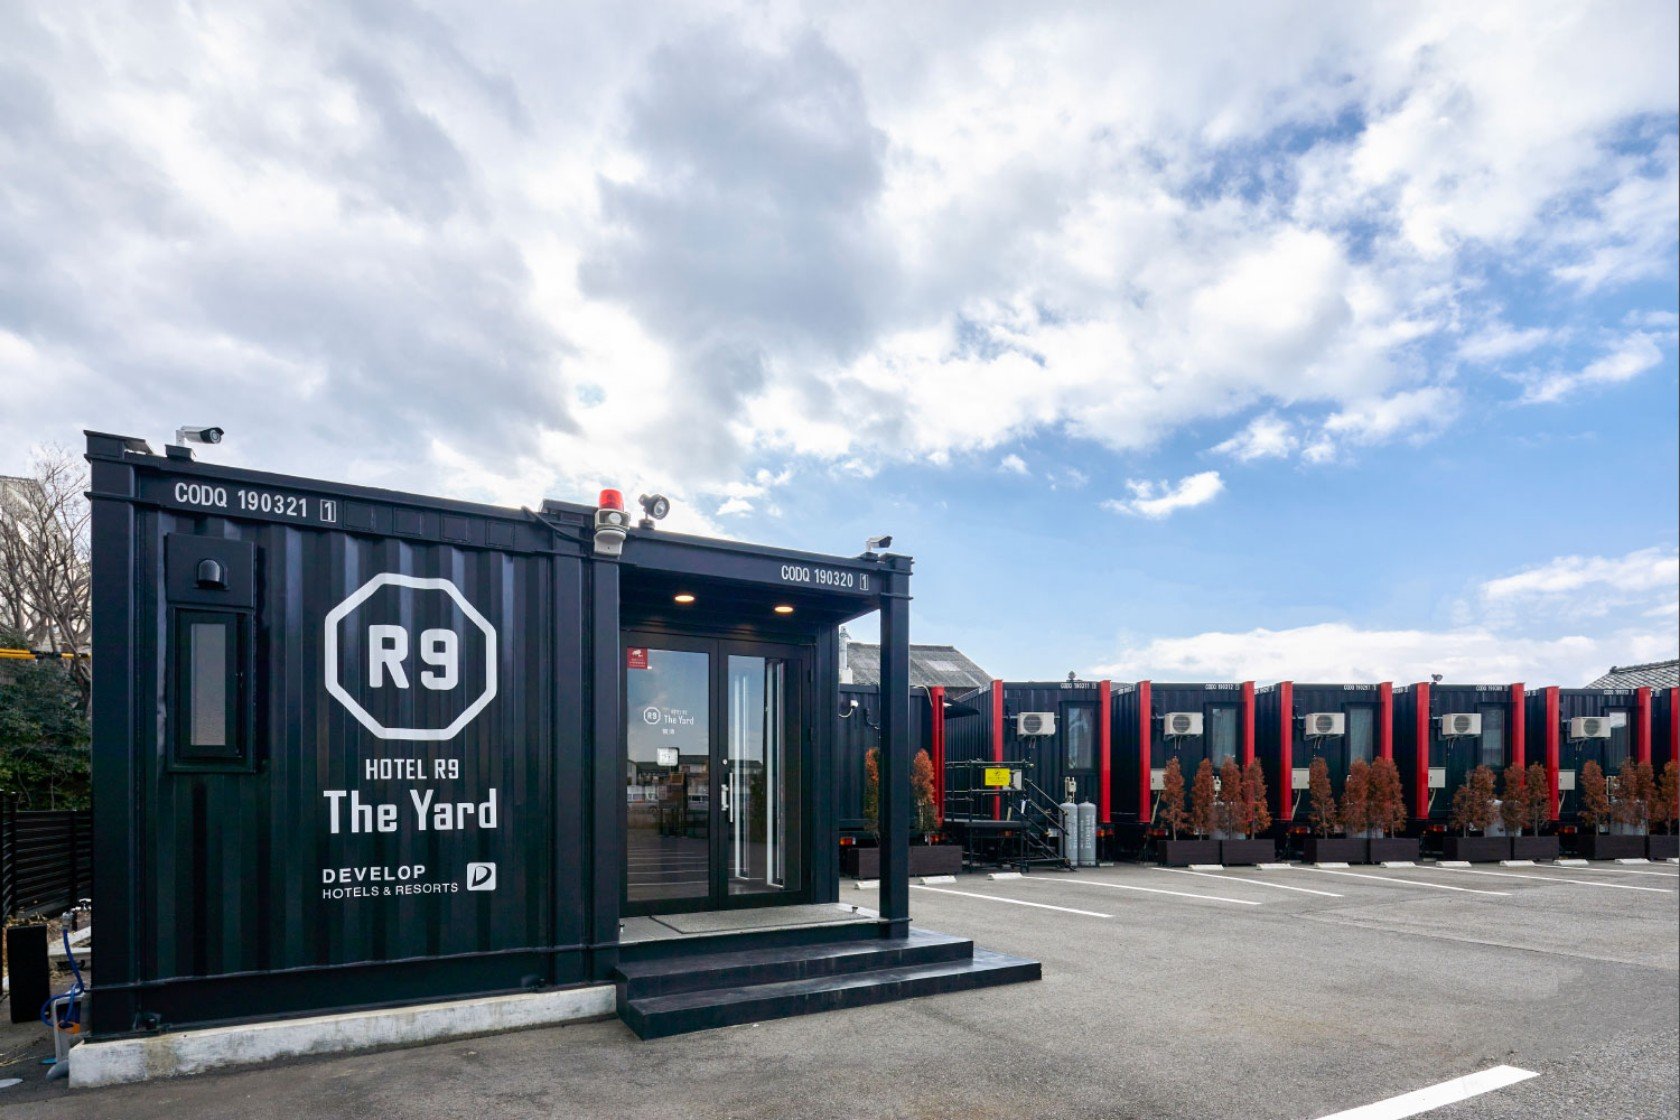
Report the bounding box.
[40,926,85,1031]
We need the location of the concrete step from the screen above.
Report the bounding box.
[620,948,1040,1040]
[613,928,973,1001]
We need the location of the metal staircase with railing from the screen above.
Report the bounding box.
[941,760,1074,872]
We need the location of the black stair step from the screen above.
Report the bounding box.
[621,948,1041,1040]
[614,929,974,1000]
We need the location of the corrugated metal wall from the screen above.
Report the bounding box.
[833,684,928,833]
[1547,688,1639,819]
[992,683,1105,805]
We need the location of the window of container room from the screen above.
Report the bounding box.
[1606,709,1631,769]
[1347,706,1375,764]
[1208,704,1238,763]
[1477,705,1506,769]
[1064,704,1095,771]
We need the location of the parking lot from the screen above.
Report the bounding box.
[4,859,1676,1119]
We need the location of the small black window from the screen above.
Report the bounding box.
[174,609,247,766]
[1209,705,1238,763]
[1477,705,1506,769]
[1347,706,1375,764]
[1606,709,1631,770]
[1064,705,1095,771]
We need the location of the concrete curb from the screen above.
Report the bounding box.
[1499,860,1536,867]
[1614,858,1650,865]
[1255,863,1291,870]
[1379,861,1417,868]
[917,875,957,885]
[1187,864,1224,871]
[1554,858,1588,867]
[1436,860,1471,868]
[70,984,616,1089]
[987,871,1022,880]
[1313,862,1350,869]
[852,879,880,890]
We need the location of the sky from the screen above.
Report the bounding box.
[1,1,1676,686]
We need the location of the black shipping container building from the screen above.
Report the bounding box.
[1525,686,1655,821]
[1392,683,1525,825]
[1111,681,1253,838]
[1255,682,1393,825]
[83,433,1035,1047]
[1657,687,1678,770]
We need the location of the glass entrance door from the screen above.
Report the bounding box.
[624,636,806,915]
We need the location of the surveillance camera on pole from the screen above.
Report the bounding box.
[175,426,225,445]
[637,493,670,531]
[864,534,893,557]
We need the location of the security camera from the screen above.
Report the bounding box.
[638,493,670,530]
[1430,673,1444,685]
[865,535,893,554]
[175,426,225,445]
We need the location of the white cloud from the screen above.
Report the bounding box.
[998,453,1028,475]
[1519,332,1668,404]
[1458,323,1560,363]
[1212,413,1297,462]
[1480,547,1679,602]
[716,497,753,516]
[1319,386,1461,449]
[1102,471,1224,519]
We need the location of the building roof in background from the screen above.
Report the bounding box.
[842,640,991,690]
[1586,659,1679,689]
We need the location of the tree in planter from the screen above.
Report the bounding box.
[1500,764,1528,836]
[1521,761,1551,837]
[1189,758,1218,839]
[1577,760,1610,833]
[1449,765,1497,835]
[1340,759,1371,837]
[1655,760,1680,835]
[1306,757,1338,837]
[1241,759,1272,839]
[1216,757,1249,838]
[910,749,939,837]
[1366,757,1407,838]
[1157,757,1188,839]
[1612,758,1654,835]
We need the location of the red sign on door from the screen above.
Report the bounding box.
[626,647,649,670]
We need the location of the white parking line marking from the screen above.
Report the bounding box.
[1313,1064,1537,1119]
[1151,867,1344,898]
[910,884,1112,918]
[1432,866,1672,893]
[1015,875,1262,906]
[1295,866,1510,896]
[1538,864,1679,878]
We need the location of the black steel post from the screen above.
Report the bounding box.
[587,559,623,978]
[876,566,912,935]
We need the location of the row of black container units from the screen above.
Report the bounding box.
[837,680,1680,870]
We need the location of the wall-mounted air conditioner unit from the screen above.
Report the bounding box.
[1568,716,1612,740]
[1303,712,1345,736]
[1163,712,1203,737]
[1016,712,1056,736]
[1438,713,1481,737]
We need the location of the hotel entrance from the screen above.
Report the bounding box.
[623,633,808,915]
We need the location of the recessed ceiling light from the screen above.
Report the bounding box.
[773,604,794,615]
[673,593,695,604]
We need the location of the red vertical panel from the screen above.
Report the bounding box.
[1240,681,1255,766]
[991,680,1004,821]
[1545,687,1560,820]
[1510,683,1525,768]
[1098,679,1112,821]
[929,686,945,820]
[1278,681,1294,821]
[1378,682,1393,761]
[1670,688,1679,767]
[1137,680,1153,820]
[1413,682,1431,819]
[1635,686,1652,764]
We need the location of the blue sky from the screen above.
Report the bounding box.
[2,2,1675,685]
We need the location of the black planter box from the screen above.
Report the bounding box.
[841,843,962,879]
[1508,835,1559,861]
[1442,835,1508,862]
[1578,833,1647,860]
[1157,839,1221,866]
[1367,837,1420,863]
[1648,834,1679,860]
[1220,838,1277,865]
[1302,837,1367,864]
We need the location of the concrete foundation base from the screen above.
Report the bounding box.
[70,984,616,1089]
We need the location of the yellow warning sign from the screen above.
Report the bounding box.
[983,767,1014,788]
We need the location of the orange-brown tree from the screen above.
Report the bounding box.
[1157,757,1188,839]
[1366,757,1407,838]
[1341,759,1371,836]
[910,749,939,835]
[1500,764,1528,836]
[862,747,880,839]
[1216,757,1249,837]
[1613,758,1655,834]
[1242,759,1272,839]
[1655,760,1679,835]
[1449,765,1497,835]
[1522,761,1551,835]
[1189,758,1218,838]
[1306,757,1338,838]
[1577,760,1611,833]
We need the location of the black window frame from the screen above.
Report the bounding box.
[1062,702,1097,773]
[169,607,256,773]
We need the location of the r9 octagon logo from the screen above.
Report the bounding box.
[324,574,498,741]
